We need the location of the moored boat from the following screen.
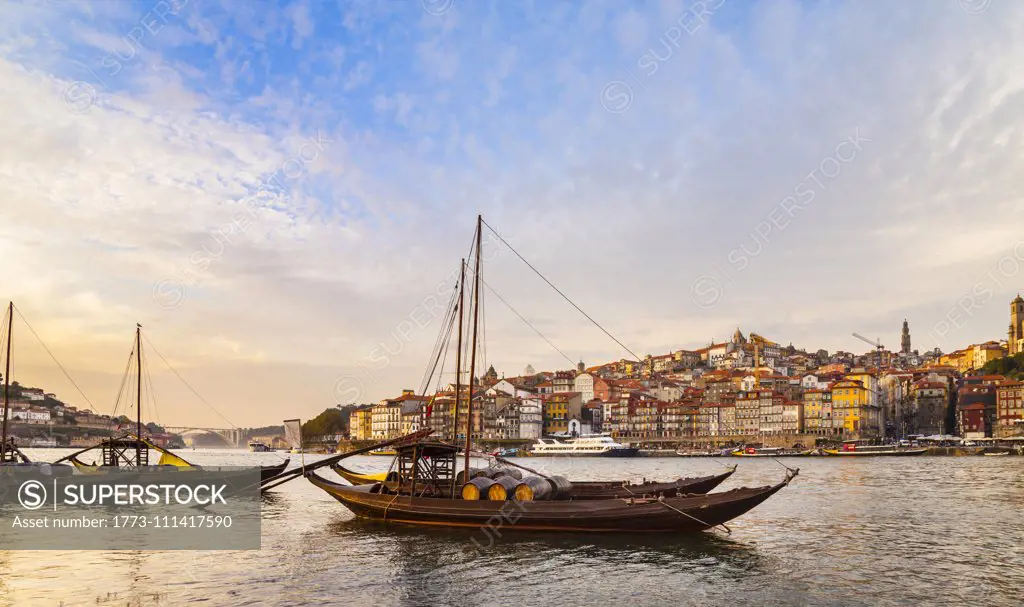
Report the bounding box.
[331,461,737,499]
[260,458,291,482]
[730,446,813,457]
[310,441,795,533]
[823,441,927,456]
[527,434,639,457]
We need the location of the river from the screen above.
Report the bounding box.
[1,450,1021,606]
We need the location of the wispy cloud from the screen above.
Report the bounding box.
[0,0,1022,425]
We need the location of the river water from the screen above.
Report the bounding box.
[1,449,1021,606]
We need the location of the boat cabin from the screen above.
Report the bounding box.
[100,437,150,467]
[380,441,461,498]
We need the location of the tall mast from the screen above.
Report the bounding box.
[451,260,465,497]
[136,324,143,453]
[453,260,466,441]
[1,302,12,461]
[464,215,482,476]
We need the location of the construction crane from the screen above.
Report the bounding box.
[852,333,884,371]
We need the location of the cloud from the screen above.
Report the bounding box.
[0,0,1023,425]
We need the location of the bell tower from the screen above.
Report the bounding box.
[1011,295,1024,355]
[900,320,911,354]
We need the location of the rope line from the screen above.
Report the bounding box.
[142,334,236,429]
[13,306,98,412]
[478,276,575,367]
[657,500,731,535]
[481,219,641,362]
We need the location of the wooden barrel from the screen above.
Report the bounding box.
[461,477,497,501]
[485,466,524,481]
[513,476,551,501]
[455,468,488,485]
[497,467,523,480]
[486,476,521,501]
[546,475,573,500]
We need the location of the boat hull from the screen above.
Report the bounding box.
[823,449,927,456]
[570,469,734,499]
[260,459,290,482]
[526,447,640,457]
[332,464,734,499]
[308,472,791,533]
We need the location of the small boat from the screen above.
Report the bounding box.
[249,441,273,453]
[983,451,1010,457]
[332,463,392,485]
[527,434,639,457]
[675,449,724,457]
[823,441,927,456]
[369,448,398,456]
[730,447,812,457]
[311,441,794,533]
[260,458,291,482]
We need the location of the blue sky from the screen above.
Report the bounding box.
[1,0,1023,426]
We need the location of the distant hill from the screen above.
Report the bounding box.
[977,353,1024,380]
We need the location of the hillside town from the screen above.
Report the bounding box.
[0,380,180,448]
[345,296,1024,447]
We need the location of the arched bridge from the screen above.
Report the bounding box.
[163,427,245,447]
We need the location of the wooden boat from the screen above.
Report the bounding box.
[260,458,291,482]
[566,467,736,499]
[310,441,795,533]
[983,451,1010,457]
[333,463,391,484]
[309,468,793,533]
[730,447,814,457]
[306,220,796,532]
[331,462,736,499]
[823,441,927,456]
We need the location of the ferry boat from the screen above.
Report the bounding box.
[527,434,639,457]
[248,441,273,452]
[824,440,926,456]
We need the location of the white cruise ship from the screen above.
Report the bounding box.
[527,434,639,457]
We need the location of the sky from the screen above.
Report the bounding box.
[1,0,1023,428]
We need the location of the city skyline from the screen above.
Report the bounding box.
[2,1,1024,426]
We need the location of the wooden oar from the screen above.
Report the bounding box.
[259,429,433,492]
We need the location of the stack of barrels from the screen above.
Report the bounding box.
[460,466,572,502]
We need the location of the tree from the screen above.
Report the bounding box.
[977,353,1024,380]
[302,408,349,437]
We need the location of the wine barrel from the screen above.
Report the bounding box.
[513,476,551,501]
[498,467,523,480]
[486,476,522,501]
[485,466,524,481]
[461,477,497,501]
[455,468,488,485]
[546,475,573,500]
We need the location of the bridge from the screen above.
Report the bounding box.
[164,427,245,447]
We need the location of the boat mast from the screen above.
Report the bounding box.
[136,323,143,462]
[453,259,465,444]
[1,302,12,462]
[464,215,482,477]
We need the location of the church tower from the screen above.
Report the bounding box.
[901,319,911,354]
[1010,295,1024,355]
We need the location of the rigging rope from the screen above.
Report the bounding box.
[481,218,641,362]
[142,334,236,429]
[478,277,575,367]
[13,306,98,412]
[657,498,732,535]
[107,347,135,433]
[417,262,462,397]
